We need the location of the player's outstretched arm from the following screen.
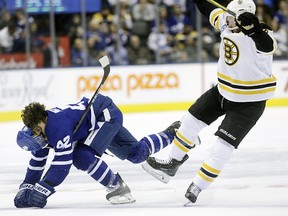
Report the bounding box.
[236,12,274,52]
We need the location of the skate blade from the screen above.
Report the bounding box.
[141,162,170,184]
[108,193,136,205]
[183,198,193,207]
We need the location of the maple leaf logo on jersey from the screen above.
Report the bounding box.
[223,37,239,66]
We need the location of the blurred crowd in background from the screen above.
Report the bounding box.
[0,0,287,69]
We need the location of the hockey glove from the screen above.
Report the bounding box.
[14,183,34,208]
[27,181,55,208]
[236,12,263,36]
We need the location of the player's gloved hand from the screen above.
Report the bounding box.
[27,181,55,208]
[14,183,34,208]
[236,12,263,36]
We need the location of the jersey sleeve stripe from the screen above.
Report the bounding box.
[51,160,73,165]
[28,165,46,171]
[31,155,48,161]
[209,8,223,30]
[103,108,111,121]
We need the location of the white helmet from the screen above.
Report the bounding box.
[226,0,256,31]
[227,0,256,15]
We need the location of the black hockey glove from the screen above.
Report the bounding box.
[236,12,263,37]
[27,181,55,208]
[14,183,34,208]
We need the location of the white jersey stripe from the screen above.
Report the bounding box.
[88,159,103,176]
[146,136,155,154]
[51,160,73,165]
[31,155,48,161]
[97,167,109,183]
[54,149,73,156]
[28,165,46,171]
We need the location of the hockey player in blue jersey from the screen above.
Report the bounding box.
[14,94,180,208]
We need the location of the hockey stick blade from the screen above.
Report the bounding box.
[98,55,110,84]
[73,55,110,134]
[206,0,236,17]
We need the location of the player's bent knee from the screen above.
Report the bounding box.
[73,146,98,171]
[126,142,150,164]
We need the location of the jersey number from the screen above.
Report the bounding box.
[56,135,71,149]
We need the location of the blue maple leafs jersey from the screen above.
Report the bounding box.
[23,94,114,186]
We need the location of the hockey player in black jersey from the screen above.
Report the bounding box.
[14,94,180,208]
[142,0,276,204]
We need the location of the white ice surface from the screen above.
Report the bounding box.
[1,107,287,216]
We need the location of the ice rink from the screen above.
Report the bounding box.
[1,107,287,216]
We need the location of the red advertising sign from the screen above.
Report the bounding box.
[0,53,44,69]
[0,36,70,69]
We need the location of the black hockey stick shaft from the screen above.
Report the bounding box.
[73,55,110,134]
[206,0,236,17]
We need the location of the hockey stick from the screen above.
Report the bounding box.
[206,0,236,17]
[73,55,110,134]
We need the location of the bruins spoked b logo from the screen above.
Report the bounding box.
[223,37,239,65]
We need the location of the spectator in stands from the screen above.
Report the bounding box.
[257,0,275,17]
[43,38,62,68]
[131,0,155,40]
[148,21,179,64]
[270,17,288,58]
[151,5,169,29]
[30,22,45,52]
[13,8,35,52]
[70,37,85,66]
[106,0,138,12]
[162,0,187,13]
[0,10,11,30]
[127,34,152,64]
[67,14,84,48]
[175,28,198,63]
[15,8,35,30]
[132,0,156,22]
[274,0,288,26]
[118,1,134,32]
[97,22,114,50]
[85,19,110,61]
[210,42,221,62]
[92,6,114,24]
[166,4,192,35]
[0,17,17,53]
[147,22,171,61]
[255,1,273,24]
[86,36,98,66]
[105,22,129,65]
[202,26,217,55]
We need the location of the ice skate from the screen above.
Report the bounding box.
[106,173,135,205]
[142,154,189,183]
[184,182,202,205]
[164,121,181,136]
